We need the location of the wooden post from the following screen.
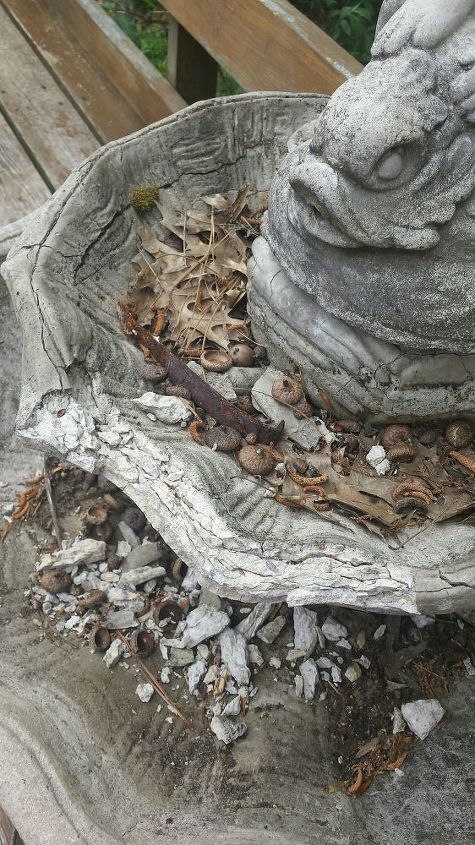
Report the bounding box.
[168,16,218,103]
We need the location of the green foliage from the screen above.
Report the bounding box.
[291,0,383,64]
[101,1,168,75]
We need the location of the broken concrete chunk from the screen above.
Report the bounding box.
[219,628,250,686]
[251,367,322,450]
[38,539,106,572]
[294,674,304,698]
[179,605,230,649]
[392,707,407,734]
[321,617,348,642]
[401,699,445,739]
[247,644,264,666]
[373,624,387,640]
[300,658,319,702]
[187,659,207,693]
[133,392,192,424]
[236,602,274,639]
[344,663,362,683]
[221,696,242,717]
[268,656,281,669]
[289,606,318,660]
[210,715,247,745]
[169,647,195,668]
[121,542,163,573]
[256,615,286,645]
[135,683,154,703]
[120,564,166,587]
[103,638,125,668]
[366,445,390,476]
[103,609,139,629]
[118,521,140,549]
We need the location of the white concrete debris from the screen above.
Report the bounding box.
[38,539,106,571]
[121,542,163,572]
[321,617,348,642]
[120,565,166,586]
[236,602,274,639]
[401,699,445,739]
[103,609,139,629]
[169,647,195,667]
[187,659,207,693]
[178,605,230,648]
[133,392,192,424]
[356,630,366,649]
[103,638,125,668]
[411,614,435,629]
[256,615,286,644]
[251,368,323,450]
[268,657,281,669]
[373,624,387,640]
[203,665,218,685]
[463,657,475,676]
[357,655,371,670]
[366,444,391,475]
[248,644,264,666]
[210,715,247,744]
[221,696,242,717]
[294,674,304,698]
[344,663,362,683]
[117,521,140,549]
[392,707,407,734]
[135,683,154,703]
[187,361,237,401]
[331,665,342,684]
[316,657,333,670]
[160,667,171,684]
[287,606,317,660]
[336,639,352,650]
[300,659,319,702]
[219,628,251,685]
[116,540,131,558]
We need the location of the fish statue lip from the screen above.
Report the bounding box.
[263,0,475,354]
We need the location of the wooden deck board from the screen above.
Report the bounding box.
[0,110,50,229]
[0,5,98,189]
[2,0,148,143]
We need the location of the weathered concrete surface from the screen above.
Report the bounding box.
[1,93,475,614]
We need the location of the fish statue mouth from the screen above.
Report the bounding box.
[287,183,360,249]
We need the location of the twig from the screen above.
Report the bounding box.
[116,631,189,724]
[43,456,62,547]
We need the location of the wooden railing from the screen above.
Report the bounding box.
[163,0,362,102]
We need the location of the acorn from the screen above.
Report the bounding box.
[386,442,416,463]
[130,628,156,657]
[253,345,267,361]
[381,424,411,450]
[77,589,106,615]
[200,349,232,372]
[271,377,303,406]
[236,394,254,414]
[202,425,242,452]
[38,569,72,594]
[445,421,473,450]
[93,626,112,651]
[238,444,275,476]
[229,343,255,367]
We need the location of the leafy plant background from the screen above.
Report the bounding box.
[99,0,383,94]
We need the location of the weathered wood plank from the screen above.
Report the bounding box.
[168,18,219,103]
[0,112,50,229]
[0,6,98,188]
[2,0,147,143]
[53,0,186,125]
[162,0,362,94]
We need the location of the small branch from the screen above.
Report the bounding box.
[43,455,62,547]
[116,631,190,724]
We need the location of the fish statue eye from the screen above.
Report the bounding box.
[376,147,404,180]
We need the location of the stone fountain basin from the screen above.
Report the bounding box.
[2,93,475,614]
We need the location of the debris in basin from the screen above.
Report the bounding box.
[321,617,348,642]
[366,445,390,476]
[219,628,251,685]
[38,538,106,571]
[300,658,319,702]
[120,564,166,586]
[103,638,125,669]
[251,368,323,450]
[210,715,247,745]
[187,659,207,693]
[178,604,230,648]
[121,542,163,571]
[401,699,445,740]
[135,682,154,703]
[133,392,192,424]
[288,606,318,660]
[256,615,286,644]
[236,602,274,639]
[344,663,362,683]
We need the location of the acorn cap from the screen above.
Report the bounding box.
[203,425,242,452]
[238,444,275,476]
[38,569,72,594]
[200,349,232,372]
[229,343,255,367]
[271,377,303,406]
[445,421,473,449]
[381,424,411,450]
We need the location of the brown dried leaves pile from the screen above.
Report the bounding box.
[128,188,261,351]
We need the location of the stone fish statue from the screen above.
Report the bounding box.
[261,0,475,355]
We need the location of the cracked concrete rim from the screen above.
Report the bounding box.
[1,92,475,614]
